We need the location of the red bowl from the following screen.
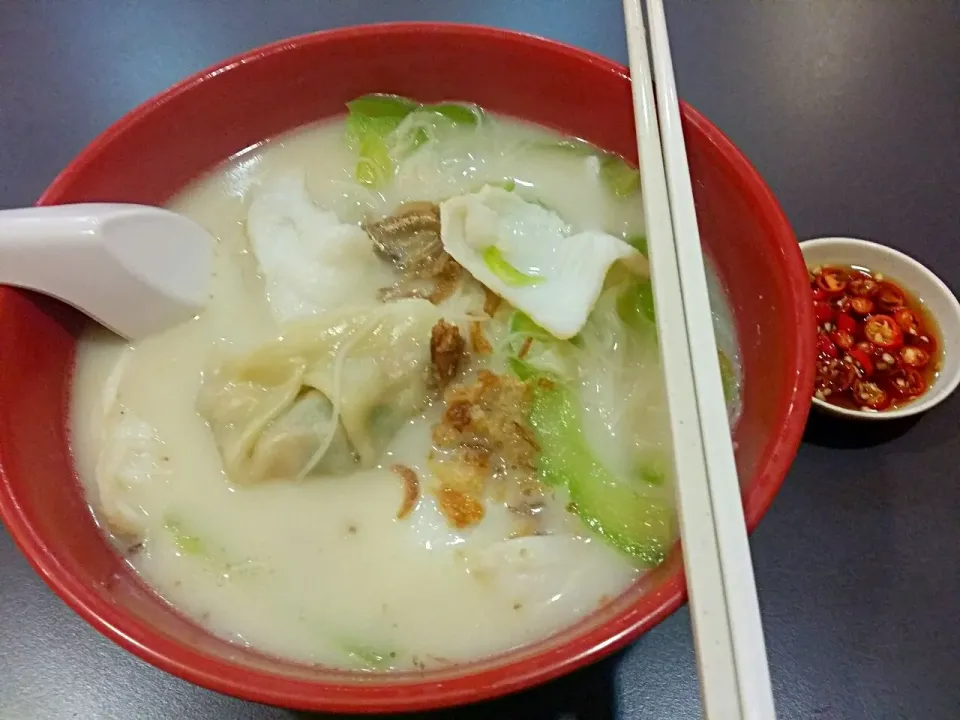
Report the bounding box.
[0,23,813,713]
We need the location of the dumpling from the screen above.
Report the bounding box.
[86,348,167,541]
[246,173,394,323]
[197,299,443,485]
[439,185,648,339]
[95,405,167,540]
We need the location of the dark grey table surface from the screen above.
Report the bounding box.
[1,1,959,719]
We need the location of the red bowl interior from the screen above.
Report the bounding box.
[0,23,814,713]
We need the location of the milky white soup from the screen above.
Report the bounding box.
[71,98,741,671]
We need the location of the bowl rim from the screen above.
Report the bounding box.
[800,236,960,420]
[0,22,813,713]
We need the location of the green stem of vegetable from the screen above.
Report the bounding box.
[162,514,261,578]
[510,361,674,567]
[483,246,545,287]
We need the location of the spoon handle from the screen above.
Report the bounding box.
[0,204,212,340]
[0,206,108,296]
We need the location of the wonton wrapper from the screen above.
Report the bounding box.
[197,299,443,485]
[95,408,167,540]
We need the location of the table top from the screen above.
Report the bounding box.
[2,1,958,718]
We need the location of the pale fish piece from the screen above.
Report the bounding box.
[245,173,392,323]
[439,186,648,339]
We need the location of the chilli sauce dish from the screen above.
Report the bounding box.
[0,25,814,714]
[802,237,960,420]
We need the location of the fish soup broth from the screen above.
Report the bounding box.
[70,108,741,670]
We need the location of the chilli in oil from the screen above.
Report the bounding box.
[811,265,941,411]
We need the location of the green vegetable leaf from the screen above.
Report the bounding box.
[344,114,396,152]
[471,179,516,194]
[346,94,418,119]
[508,356,537,381]
[341,642,393,671]
[717,349,737,405]
[640,467,666,486]
[354,131,394,187]
[161,515,263,580]
[636,451,669,486]
[569,471,672,566]
[536,138,596,156]
[345,95,481,187]
[527,196,556,213]
[163,516,204,556]
[345,111,407,186]
[599,155,640,197]
[423,102,482,125]
[506,311,569,368]
[482,246,544,287]
[509,311,552,340]
[616,279,656,330]
[625,234,648,256]
[524,374,582,488]
[515,371,673,566]
[406,126,432,153]
[344,96,416,186]
[536,139,640,197]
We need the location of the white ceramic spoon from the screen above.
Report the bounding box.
[0,204,213,340]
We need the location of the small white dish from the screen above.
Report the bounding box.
[800,236,960,420]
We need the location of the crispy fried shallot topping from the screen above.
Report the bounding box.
[391,464,420,520]
[430,319,466,389]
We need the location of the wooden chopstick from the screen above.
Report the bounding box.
[622,1,777,717]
